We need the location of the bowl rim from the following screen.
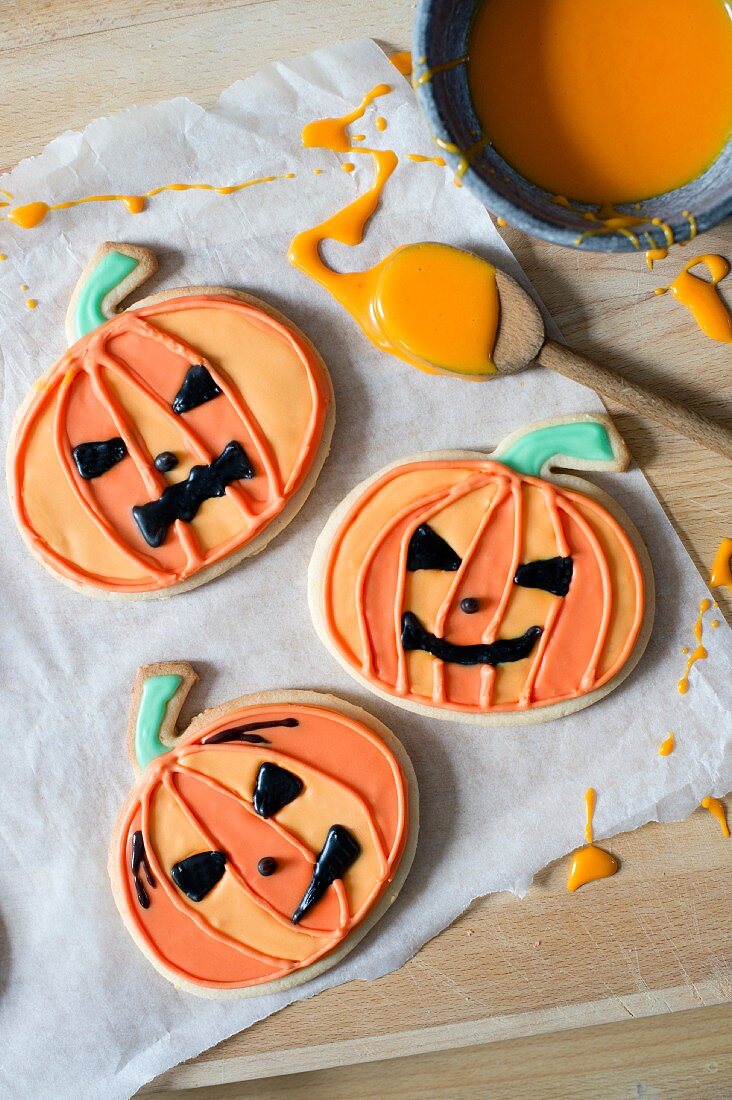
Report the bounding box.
[412,0,732,252]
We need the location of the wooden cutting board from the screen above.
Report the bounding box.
[2,2,730,1093]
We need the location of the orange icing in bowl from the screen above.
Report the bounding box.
[467,0,732,206]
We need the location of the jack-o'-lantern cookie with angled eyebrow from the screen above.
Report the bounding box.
[7,243,333,598]
[310,414,654,726]
[109,663,417,997]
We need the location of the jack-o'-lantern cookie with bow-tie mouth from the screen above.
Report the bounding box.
[109,662,417,997]
[7,243,333,598]
[310,414,654,726]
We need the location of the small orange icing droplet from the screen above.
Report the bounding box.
[701,796,730,838]
[124,195,145,215]
[19,283,28,291]
[8,201,50,229]
[26,298,37,310]
[496,216,508,227]
[0,252,6,261]
[710,538,732,591]
[341,162,356,173]
[658,732,675,756]
[390,50,413,77]
[375,116,387,133]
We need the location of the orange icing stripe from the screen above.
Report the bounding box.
[322,459,645,714]
[117,703,408,989]
[12,294,330,592]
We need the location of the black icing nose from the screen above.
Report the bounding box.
[154,451,178,473]
[460,597,480,614]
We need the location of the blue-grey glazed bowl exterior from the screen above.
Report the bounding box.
[413,0,732,252]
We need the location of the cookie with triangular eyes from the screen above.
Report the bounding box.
[309,414,654,726]
[109,663,418,998]
[7,242,334,598]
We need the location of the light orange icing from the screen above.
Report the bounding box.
[10,294,330,592]
[321,459,645,714]
[117,703,408,989]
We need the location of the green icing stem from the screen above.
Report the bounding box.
[135,674,182,771]
[493,421,615,477]
[73,250,138,340]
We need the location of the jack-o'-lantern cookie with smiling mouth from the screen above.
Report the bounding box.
[7,243,333,598]
[309,415,654,726]
[110,663,417,997]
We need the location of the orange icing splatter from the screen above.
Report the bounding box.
[710,538,732,591]
[677,598,711,695]
[658,732,675,756]
[701,796,730,838]
[656,256,732,343]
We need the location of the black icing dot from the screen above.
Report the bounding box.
[154,451,178,473]
[460,597,480,614]
[257,857,278,877]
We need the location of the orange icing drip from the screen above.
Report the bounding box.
[567,786,619,892]
[390,51,413,77]
[658,732,675,757]
[7,173,295,230]
[677,598,711,695]
[576,206,644,249]
[412,55,467,88]
[10,295,330,593]
[656,256,732,343]
[406,153,447,167]
[117,703,409,989]
[290,86,499,378]
[645,247,668,270]
[701,796,730,838]
[710,540,732,591]
[468,0,732,205]
[321,459,645,714]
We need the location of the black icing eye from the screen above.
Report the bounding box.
[407,524,462,572]
[171,851,226,902]
[154,451,178,473]
[514,556,573,597]
[173,364,222,414]
[460,597,480,614]
[72,437,127,479]
[292,825,360,924]
[253,763,304,818]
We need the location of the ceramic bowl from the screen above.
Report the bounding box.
[413,0,732,252]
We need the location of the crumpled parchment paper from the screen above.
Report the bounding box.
[0,38,729,1100]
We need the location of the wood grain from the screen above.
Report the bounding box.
[2,2,730,1094]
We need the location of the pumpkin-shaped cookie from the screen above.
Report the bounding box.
[8,244,333,597]
[310,415,653,725]
[109,663,417,997]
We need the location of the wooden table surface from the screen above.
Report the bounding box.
[2,3,731,1097]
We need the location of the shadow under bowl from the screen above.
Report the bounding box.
[413,0,732,253]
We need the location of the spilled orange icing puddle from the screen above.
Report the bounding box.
[655,256,732,343]
[701,796,730,838]
[566,787,619,893]
[288,85,500,378]
[389,51,413,77]
[677,598,712,695]
[710,538,732,591]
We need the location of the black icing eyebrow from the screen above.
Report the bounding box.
[173,364,222,414]
[72,437,127,479]
[253,763,304,818]
[407,524,462,572]
[171,851,226,902]
[292,825,360,924]
[514,556,573,597]
[202,717,299,746]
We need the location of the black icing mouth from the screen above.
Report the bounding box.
[132,440,254,548]
[401,611,542,667]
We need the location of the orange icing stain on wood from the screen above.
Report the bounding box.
[468,0,732,205]
[289,85,500,378]
[655,255,732,343]
[701,796,730,838]
[677,598,712,695]
[658,732,675,757]
[566,787,619,893]
[390,51,413,78]
[7,174,296,230]
[710,538,732,591]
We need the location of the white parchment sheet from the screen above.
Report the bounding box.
[0,39,729,1100]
